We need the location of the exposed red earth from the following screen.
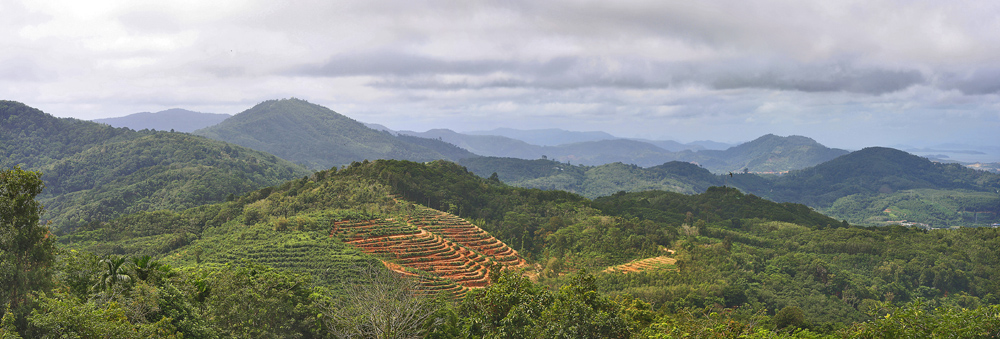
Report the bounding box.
[331,206,526,298]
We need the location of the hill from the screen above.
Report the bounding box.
[465,127,618,146]
[194,98,478,170]
[458,157,757,198]
[92,108,231,133]
[32,158,1000,336]
[460,146,1000,227]
[62,160,531,296]
[397,128,544,159]
[749,147,1000,227]
[766,147,996,206]
[1,100,310,231]
[674,134,849,173]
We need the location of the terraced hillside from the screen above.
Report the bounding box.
[603,255,677,274]
[331,205,526,297]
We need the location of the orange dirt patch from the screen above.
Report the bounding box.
[333,204,526,298]
[603,256,678,274]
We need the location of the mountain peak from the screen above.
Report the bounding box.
[93,108,231,132]
[194,99,476,170]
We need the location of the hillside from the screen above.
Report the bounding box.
[1,100,310,231]
[465,127,618,146]
[194,98,478,170]
[62,160,528,296]
[768,147,999,205]
[460,147,1000,227]
[93,108,231,133]
[752,147,1000,227]
[398,128,545,159]
[24,158,1000,336]
[673,134,849,173]
[460,157,740,198]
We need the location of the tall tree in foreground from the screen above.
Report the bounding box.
[0,167,55,334]
[321,265,438,339]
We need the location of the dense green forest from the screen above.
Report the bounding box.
[4,100,999,337]
[194,98,478,170]
[5,162,1000,338]
[659,134,849,173]
[461,147,1000,228]
[1,100,311,231]
[418,130,844,173]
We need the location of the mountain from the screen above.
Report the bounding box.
[760,147,1000,206]
[1,100,310,230]
[39,158,1000,336]
[194,98,478,170]
[629,138,706,152]
[465,127,618,146]
[402,128,840,173]
[93,108,231,133]
[397,128,545,159]
[459,157,726,198]
[688,140,734,150]
[673,134,849,173]
[459,146,1000,227]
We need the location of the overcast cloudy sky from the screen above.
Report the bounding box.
[3,0,999,151]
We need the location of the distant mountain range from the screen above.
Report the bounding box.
[93,108,231,133]
[1,100,309,231]
[194,98,476,170]
[399,129,839,172]
[460,146,1000,227]
[94,102,841,174]
[465,127,619,146]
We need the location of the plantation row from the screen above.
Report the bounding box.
[407,208,525,267]
[603,255,678,274]
[329,205,526,297]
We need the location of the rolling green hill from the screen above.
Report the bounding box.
[753,147,1000,227]
[460,157,741,198]
[460,146,1000,227]
[194,98,478,170]
[670,134,849,173]
[20,158,1000,337]
[92,108,231,133]
[1,100,310,231]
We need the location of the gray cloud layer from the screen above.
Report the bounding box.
[2,0,998,149]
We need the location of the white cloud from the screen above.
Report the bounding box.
[1,0,998,150]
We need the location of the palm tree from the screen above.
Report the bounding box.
[131,255,162,282]
[95,256,132,291]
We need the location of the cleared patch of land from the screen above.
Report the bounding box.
[332,205,525,298]
[603,255,677,274]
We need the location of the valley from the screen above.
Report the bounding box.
[4,99,1000,338]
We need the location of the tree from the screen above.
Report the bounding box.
[0,167,55,333]
[204,261,320,338]
[321,264,437,339]
[95,256,132,292]
[774,305,806,330]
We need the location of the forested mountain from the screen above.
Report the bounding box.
[9,157,1000,337]
[628,137,707,152]
[428,130,845,172]
[1,100,310,231]
[398,128,545,159]
[92,108,231,133]
[194,98,478,170]
[743,147,1000,227]
[465,127,618,146]
[460,146,1000,227]
[668,134,849,173]
[765,147,999,206]
[459,157,724,197]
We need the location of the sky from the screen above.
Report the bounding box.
[3,0,1000,153]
